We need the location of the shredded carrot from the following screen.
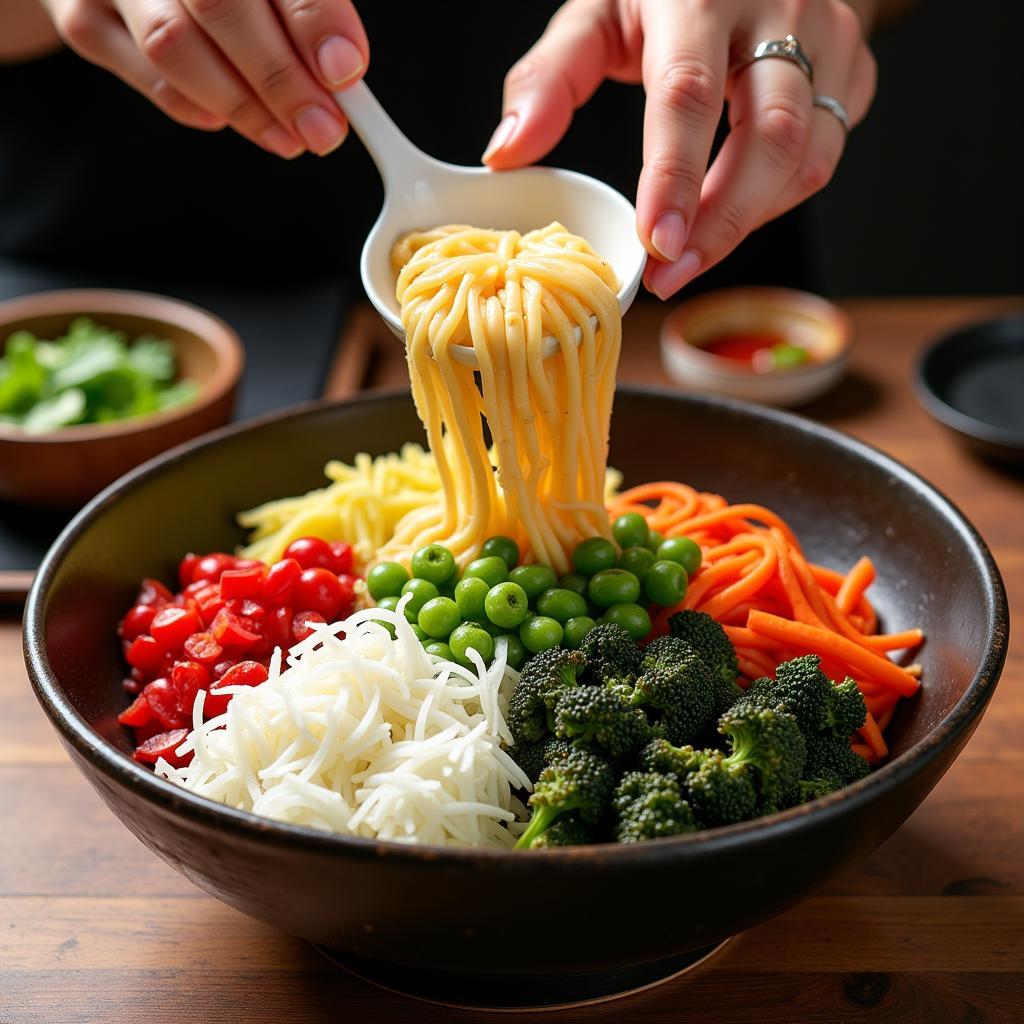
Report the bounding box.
[747,611,921,697]
[837,556,876,614]
[610,480,926,766]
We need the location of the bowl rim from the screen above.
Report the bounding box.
[913,312,1024,453]
[661,286,855,383]
[0,288,244,443]
[23,385,1009,867]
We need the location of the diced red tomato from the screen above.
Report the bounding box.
[329,541,354,575]
[336,573,357,617]
[132,719,168,744]
[118,693,153,727]
[292,610,326,643]
[123,676,142,695]
[232,559,264,571]
[171,660,211,716]
[266,604,293,650]
[133,728,191,767]
[192,552,236,584]
[211,660,234,679]
[183,631,223,665]
[136,578,174,607]
[204,660,269,717]
[284,537,335,571]
[262,558,301,605]
[219,565,266,600]
[178,553,201,588]
[125,634,166,673]
[119,603,157,640]
[211,607,262,649]
[150,605,202,652]
[143,677,184,730]
[294,568,344,620]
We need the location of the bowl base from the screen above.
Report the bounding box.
[312,939,730,1011]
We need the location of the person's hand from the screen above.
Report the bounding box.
[483,0,876,298]
[39,0,368,157]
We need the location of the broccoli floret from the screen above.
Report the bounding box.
[638,736,708,778]
[746,655,866,740]
[667,610,743,713]
[528,813,591,848]
[511,736,572,783]
[801,732,870,798]
[515,748,615,849]
[684,752,759,827]
[612,770,697,843]
[554,685,651,758]
[577,622,641,686]
[507,647,584,744]
[718,702,807,810]
[628,636,716,745]
[824,677,868,738]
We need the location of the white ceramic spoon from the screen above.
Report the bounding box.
[333,81,647,368]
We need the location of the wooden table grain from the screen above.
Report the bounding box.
[3,297,1022,1024]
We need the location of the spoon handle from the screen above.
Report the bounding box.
[333,80,431,192]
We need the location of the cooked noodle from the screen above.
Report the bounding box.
[380,223,621,575]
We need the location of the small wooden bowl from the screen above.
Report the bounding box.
[660,287,854,406]
[0,290,243,507]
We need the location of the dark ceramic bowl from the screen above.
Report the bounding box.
[914,312,1024,465]
[24,388,1008,1006]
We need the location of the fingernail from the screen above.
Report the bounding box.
[482,114,517,162]
[650,211,687,262]
[650,249,702,300]
[294,105,347,155]
[317,35,364,87]
[260,124,303,158]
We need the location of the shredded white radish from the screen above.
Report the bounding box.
[156,598,528,847]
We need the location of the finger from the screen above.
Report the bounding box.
[272,0,368,91]
[482,0,618,168]
[116,0,305,157]
[634,1,730,264]
[645,56,813,299]
[54,1,225,130]
[182,0,348,155]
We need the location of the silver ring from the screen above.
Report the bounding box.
[745,34,813,82]
[813,94,850,132]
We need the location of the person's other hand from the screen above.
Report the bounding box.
[39,0,368,157]
[484,0,876,298]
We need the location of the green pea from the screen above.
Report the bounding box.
[484,581,530,629]
[646,529,665,554]
[480,535,520,570]
[508,563,557,604]
[572,537,617,576]
[536,587,588,623]
[588,568,641,608]
[618,545,656,578]
[410,623,429,643]
[410,544,457,586]
[643,560,688,607]
[449,623,495,666]
[557,572,590,598]
[657,536,702,577]
[612,512,650,550]
[601,602,652,641]
[462,556,509,588]
[563,615,597,649]
[519,614,564,653]
[373,595,400,637]
[367,561,409,600]
[400,577,439,622]
[496,633,528,671]
[418,596,462,639]
[454,575,489,621]
[425,641,454,662]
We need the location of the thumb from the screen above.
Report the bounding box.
[483,0,614,168]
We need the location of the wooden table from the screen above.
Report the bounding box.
[3,297,1022,1023]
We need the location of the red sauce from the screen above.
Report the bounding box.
[701,332,787,364]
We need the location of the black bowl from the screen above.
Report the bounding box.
[915,312,1024,464]
[24,388,1008,1003]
